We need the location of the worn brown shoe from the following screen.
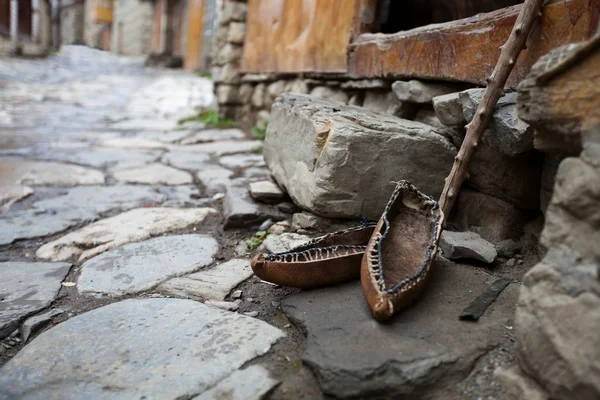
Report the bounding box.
[361,181,444,322]
[251,224,376,288]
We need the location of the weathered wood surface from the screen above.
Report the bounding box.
[241,0,375,73]
[184,0,205,71]
[348,0,599,87]
[518,35,600,153]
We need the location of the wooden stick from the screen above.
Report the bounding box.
[438,0,545,218]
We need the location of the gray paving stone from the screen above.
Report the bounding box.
[0,158,104,186]
[248,180,285,204]
[36,207,217,262]
[0,298,285,399]
[97,137,170,150]
[196,165,235,195]
[78,235,218,296]
[180,128,246,144]
[159,259,253,301]
[282,260,519,398]
[224,179,286,228]
[110,163,193,185]
[40,147,162,168]
[174,140,262,156]
[20,308,67,343]
[193,365,279,400]
[0,262,71,338]
[161,150,211,171]
[219,154,266,170]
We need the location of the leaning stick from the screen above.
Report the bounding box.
[438,0,544,218]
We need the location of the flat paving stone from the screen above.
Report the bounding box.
[224,179,286,228]
[180,128,246,144]
[161,150,211,171]
[20,307,67,343]
[0,298,285,399]
[196,165,235,195]
[219,154,266,170]
[78,235,218,296]
[40,147,161,168]
[192,365,279,400]
[0,184,33,210]
[36,207,217,262]
[97,137,170,150]
[159,259,253,301]
[282,259,519,399]
[0,158,104,186]
[110,163,193,185]
[0,262,71,338]
[249,180,285,204]
[174,140,262,156]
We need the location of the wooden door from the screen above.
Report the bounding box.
[184,0,204,70]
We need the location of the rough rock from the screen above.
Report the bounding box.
[219,154,265,170]
[362,91,415,118]
[216,85,240,104]
[193,365,279,400]
[262,233,310,254]
[0,184,33,209]
[450,189,535,242]
[20,308,67,343]
[413,107,465,147]
[216,44,243,65]
[0,299,284,399]
[248,180,285,204]
[541,157,600,261]
[220,1,246,23]
[97,137,170,150]
[540,154,564,215]
[495,366,550,400]
[196,165,234,195]
[179,128,246,144]
[268,220,291,235]
[110,163,193,185]
[340,79,387,90]
[291,211,355,232]
[204,300,239,312]
[161,150,211,170]
[282,260,519,398]
[468,145,543,210]
[432,92,466,126]
[251,83,266,107]
[392,80,465,104]
[227,22,246,44]
[264,93,456,219]
[495,239,521,258]
[309,86,348,103]
[516,246,600,400]
[277,202,299,214]
[460,90,533,156]
[36,207,217,262]
[0,158,104,186]
[0,262,71,338]
[159,259,253,301]
[224,179,286,228]
[440,231,497,264]
[284,79,309,94]
[78,235,218,296]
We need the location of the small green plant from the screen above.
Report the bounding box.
[195,71,212,79]
[252,143,264,155]
[177,110,235,128]
[246,231,269,250]
[251,121,268,141]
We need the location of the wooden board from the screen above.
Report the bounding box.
[150,0,163,53]
[184,0,204,70]
[348,0,599,87]
[242,0,376,73]
[94,0,114,24]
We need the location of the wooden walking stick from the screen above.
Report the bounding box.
[438,0,545,218]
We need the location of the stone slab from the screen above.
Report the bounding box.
[36,207,217,262]
[392,80,465,104]
[159,259,253,301]
[0,299,285,399]
[110,163,193,185]
[20,308,67,343]
[196,165,235,195]
[283,260,519,398]
[0,184,33,210]
[161,150,211,171]
[219,154,266,170]
[39,147,162,168]
[440,231,497,264]
[432,92,465,127]
[261,233,310,254]
[248,180,285,204]
[97,137,170,150]
[180,128,246,144]
[78,235,218,296]
[0,262,71,339]
[0,158,104,186]
[193,365,279,400]
[173,140,262,156]
[224,179,286,228]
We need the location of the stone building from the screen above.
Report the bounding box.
[0,0,53,56]
[110,0,153,55]
[60,0,85,45]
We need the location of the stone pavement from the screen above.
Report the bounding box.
[0,47,523,400]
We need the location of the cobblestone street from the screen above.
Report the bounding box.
[0,46,321,399]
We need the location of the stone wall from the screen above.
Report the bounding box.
[60,2,85,45]
[83,0,108,49]
[110,0,153,56]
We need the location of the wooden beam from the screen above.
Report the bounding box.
[347,0,599,87]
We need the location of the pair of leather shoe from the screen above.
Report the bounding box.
[251,181,444,322]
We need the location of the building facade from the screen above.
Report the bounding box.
[0,0,53,56]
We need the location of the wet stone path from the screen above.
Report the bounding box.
[0,47,319,400]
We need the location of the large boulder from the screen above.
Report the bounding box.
[264,93,456,219]
[515,246,600,400]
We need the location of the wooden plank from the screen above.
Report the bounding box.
[242,0,373,73]
[184,0,204,70]
[150,0,163,53]
[94,0,113,24]
[348,0,599,87]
